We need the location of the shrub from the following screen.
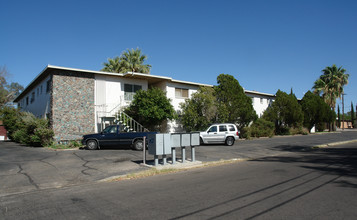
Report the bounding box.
[276,126,290,135]
[249,118,275,138]
[316,123,327,132]
[1,107,54,147]
[0,106,23,140]
[12,128,28,144]
[31,126,54,147]
[289,127,309,135]
[240,127,251,139]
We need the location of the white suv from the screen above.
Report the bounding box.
[200,123,239,146]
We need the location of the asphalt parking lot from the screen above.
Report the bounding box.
[1,130,356,197]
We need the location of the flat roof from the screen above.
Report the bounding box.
[245,89,275,97]
[14,64,276,102]
[14,65,213,102]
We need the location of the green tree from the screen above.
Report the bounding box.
[125,87,176,131]
[119,48,151,73]
[263,90,303,134]
[301,91,335,132]
[101,48,151,74]
[214,74,257,129]
[180,86,217,132]
[101,56,121,73]
[313,64,349,109]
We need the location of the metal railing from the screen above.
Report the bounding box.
[115,111,149,132]
[95,95,149,132]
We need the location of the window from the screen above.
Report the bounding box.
[26,97,29,105]
[251,97,254,104]
[175,88,189,98]
[40,85,43,94]
[31,92,35,103]
[260,98,263,104]
[124,84,142,101]
[219,125,227,132]
[103,126,117,134]
[208,126,217,132]
[37,88,39,96]
[46,80,51,93]
[228,125,236,131]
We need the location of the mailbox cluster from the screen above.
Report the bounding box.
[147,133,200,166]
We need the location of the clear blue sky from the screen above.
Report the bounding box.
[1,0,356,113]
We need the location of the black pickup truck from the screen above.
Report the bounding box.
[81,125,156,150]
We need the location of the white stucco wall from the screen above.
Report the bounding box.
[165,82,199,111]
[95,75,148,111]
[246,94,273,118]
[165,82,200,132]
[18,76,51,118]
[94,75,149,132]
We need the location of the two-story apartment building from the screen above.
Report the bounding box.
[245,90,275,118]
[14,65,275,141]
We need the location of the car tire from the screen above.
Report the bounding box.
[133,139,144,151]
[225,136,235,146]
[87,140,98,150]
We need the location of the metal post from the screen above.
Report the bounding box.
[154,155,159,166]
[163,155,167,165]
[143,136,146,165]
[181,147,186,163]
[191,146,195,162]
[172,148,176,164]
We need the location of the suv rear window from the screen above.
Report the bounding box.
[228,125,236,131]
[219,125,227,132]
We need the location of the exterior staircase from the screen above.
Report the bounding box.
[114,111,149,132]
[96,100,148,132]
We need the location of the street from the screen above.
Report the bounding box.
[0,131,357,219]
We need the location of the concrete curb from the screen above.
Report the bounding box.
[313,139,357,148]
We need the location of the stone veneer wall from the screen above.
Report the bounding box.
[51,70,95,141]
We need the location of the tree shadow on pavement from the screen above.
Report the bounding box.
[251,145,357,188]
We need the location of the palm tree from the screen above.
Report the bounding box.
[119,48,151,73]
[101,56,121,73]
[101,48,151,74]
[313,64,349,109]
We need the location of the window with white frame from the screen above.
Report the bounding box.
[124,84,142,101]
[175,88,188,98]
